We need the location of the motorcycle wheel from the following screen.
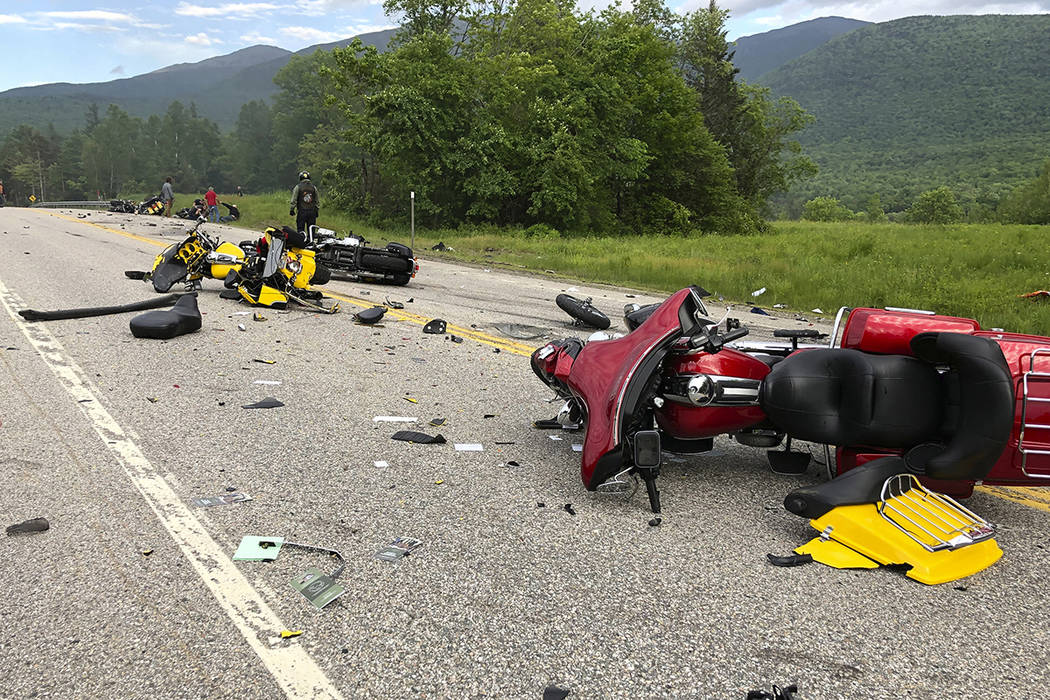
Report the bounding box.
[361,251,410,273]
[556,294,611,330]
[311,263,332,286]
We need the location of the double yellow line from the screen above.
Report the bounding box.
[38,209,538,356]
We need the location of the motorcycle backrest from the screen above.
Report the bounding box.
[310,225,337,239]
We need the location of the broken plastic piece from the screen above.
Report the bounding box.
[375,537,424,562]
[19,293,182,322]
[431,242,448,251]
[533,419,561,430]
[192,493,252,507]
[373,416,417,423]
[242,397,285,409]
[384,297,405,309]
[564,504,576,515]
[290,567,346,609]
[374,461,389,468]
[6,517,49,536]
[280,630,303,639]
[766,552,814,568]
[455,443,483,451]
[253,358,277,364]
[233,536,285,561]
[391,430,446,444]
[750,307,770,316]
[403,397,418,404]
[429,417,447,427]
[423,319,447,334]
[253,312,267,322]
[544,687,571,700]
[449,334,463,343]
[752,287,767,297]
[355,306,386,324]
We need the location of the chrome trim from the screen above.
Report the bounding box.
[885,306,936,315]
[663,374,761,406]
[878,474,996,551]
[1018,347,1050,478]
[829,307,851,348]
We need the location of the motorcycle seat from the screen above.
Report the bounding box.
[784,455,906,519]
[760,348,942,448]
[130,294,202,339]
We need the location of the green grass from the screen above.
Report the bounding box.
[133,191,1050,335]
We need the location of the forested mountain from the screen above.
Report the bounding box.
[733,16,870,81]
[759,14,1050,215]
[0,29,397,133]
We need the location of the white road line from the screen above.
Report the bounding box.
[0,277,342,700]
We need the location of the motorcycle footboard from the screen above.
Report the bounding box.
[798,475,1002,585]
[151,262,188,293]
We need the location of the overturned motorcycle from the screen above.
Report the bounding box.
[124,217,245,292]
[309,226,417,286]
[530,286,1034,583]
[226,225,338,314]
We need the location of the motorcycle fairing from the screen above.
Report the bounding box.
[797,503,1002,585]
[151,244,188,293]
[567,286,707,489]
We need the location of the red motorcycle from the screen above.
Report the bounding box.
[529,286,1050,520]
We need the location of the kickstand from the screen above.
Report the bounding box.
[639,469,662,526]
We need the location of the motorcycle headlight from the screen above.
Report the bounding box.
[288,260,302,274]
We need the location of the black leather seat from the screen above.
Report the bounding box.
[130,294,202,339]
[760,348,942,448]
[766,331,1014,483]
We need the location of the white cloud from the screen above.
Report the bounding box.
[281,25,350,42]
[49,22,126,32]
[185,32,222,46]
[40,10,135,23]
[0,15,28,24]
[175,2,281,17]
[240,31,278,43]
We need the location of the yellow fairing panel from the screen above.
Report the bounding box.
[209,242,244,279]
[796,538,879,570]
[285,249,317,289]
[804,504,1002,585]
[239,284,286,308]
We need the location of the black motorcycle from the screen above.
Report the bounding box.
[309,226,417,286]
[138,195,165,216]
[109,199,137,214]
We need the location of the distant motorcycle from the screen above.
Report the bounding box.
[137,195,165,216]
[309,226,417,286]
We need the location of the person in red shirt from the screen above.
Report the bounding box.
[204,186,219,222]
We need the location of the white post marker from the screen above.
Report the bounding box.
[410,190,415,249]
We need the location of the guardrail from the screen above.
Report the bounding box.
[30,200,112,209]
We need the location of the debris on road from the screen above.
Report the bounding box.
[130,294,202,339]
[19,293,183,322]
[423,319,447,334]
[429,418,446,427]
[253,358,277,365]
[455,443,484,451]
[375,537,424,562]
[6,517,50,536]
[354,306,386,324]
[373,416,417,423]
[280,630,303,639]
[493,323,548,340]
[191,493,253,507]
[290,567,346,609]
[242,397,285,409]
[449,334,463,344]
[544,687,571,700]
[752,287,767,297]
[233,536,284,561]
[391,430,446,444]
[563,504,576,515]
[751,307,771,316]
[384,297,405,309]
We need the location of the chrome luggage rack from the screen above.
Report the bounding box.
[878,474,996,551]
[1018,347,1050,478]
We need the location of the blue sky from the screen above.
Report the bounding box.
[2,0,1047,92]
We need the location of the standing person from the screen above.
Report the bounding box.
[204,186,219,223]
[0,179,6,207]
[236,185,243,197]
[161,177,174,217]
[289,171,319,234]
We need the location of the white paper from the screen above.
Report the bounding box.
[572,444,583,452]
[454,443,484,451]
[373,416,418,422]
[254,380,282,385]
[549,435,563,441]
[374,461,389,468]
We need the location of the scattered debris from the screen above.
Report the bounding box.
[811,308,824,314]
[191,493,252,507]
[751,287,767,297]
[141,549,153,556]
[384,297,405,309]
[747,683,800,700]
[483,414,498,418]
[290,567,346,609]
[750,307,771,316]
[533,419,561,430]
[253,358,277,365]
[280,630,303,639]
[549,435,563,441]
[773,303,786,309]
[232,536,284,561]
[242,397,285,409]
[254,380,282,385]
[6,517,49,536]
[563,504,576,516]
[572,444,583,452]
[253,312,267,322]
[423,319,447,334]
[391,430,446,444]
[403,397,418,404]
[374,461,389,468]
[431,242,451,251]
[429,417,447,427]
[544,687,571,700]
[238,324,247,331]
[449,334,463,344]
[146,396,159,403]
[455,443,484,451]
[354,306,387,324]
[375,537,424,562]
[374,416,417,423]
[766,553,814,567]
[19,293,184,322]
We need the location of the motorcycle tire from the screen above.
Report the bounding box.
[556,294,610,330]
[361,251,411,273]
[311,263,332,286]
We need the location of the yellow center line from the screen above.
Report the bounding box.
[978,485,1050,515]
[35,209,538,357]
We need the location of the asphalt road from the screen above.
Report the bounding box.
[1,207,1049,699]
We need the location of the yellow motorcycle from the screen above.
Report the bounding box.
[125,217,245,293]
[227,225,338,314]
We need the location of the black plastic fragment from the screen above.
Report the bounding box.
[766,553,814,567]
[563,504,576,516]
[423,319,447,334]
[543,686,570,700]
[20,293,183,322]
[354,306,386,324]
[391,430,447,444]
[533,419,561,430]
[242,397,285,409]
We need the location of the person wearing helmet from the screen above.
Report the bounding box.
[289,171,320,234]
